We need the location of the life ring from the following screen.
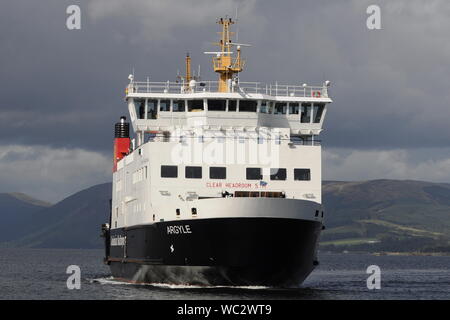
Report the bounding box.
[313,91,321,98]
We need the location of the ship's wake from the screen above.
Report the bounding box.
[89,276,269,290]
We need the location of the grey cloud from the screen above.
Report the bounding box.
[0,144,111,202]
[1,0,450,200]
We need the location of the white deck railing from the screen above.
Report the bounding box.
[127,80,329,98]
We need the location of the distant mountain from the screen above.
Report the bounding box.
[0,192,51,242]
[1,179,450,252]
[5,183,111,249]
[321,180,450,253]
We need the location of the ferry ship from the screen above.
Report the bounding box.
[101,17,332,287]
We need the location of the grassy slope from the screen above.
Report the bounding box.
[320,180,450,252]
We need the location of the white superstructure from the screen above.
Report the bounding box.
[112,72,331,228]
[105,17,333,287]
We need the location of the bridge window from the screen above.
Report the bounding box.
[135,99,145,119]
[274,102,287,114]
[185,166,202,179]
[160,100,170,112]
[210,167,226,179]
[313,104,325,123]
[173,100,185,112]
[208,99,226,111]
[188,100,204,112]
[147,99,158,119]
[294,168,311,181]
[268,102,274,114]
[270,168,287,181]
[246,168,262,180]
[289,103,299,115]
[260,101,269,113]
[228,100,237,111]
[161,165,178,178]
[239,100,257,112]
[301,103,312,123]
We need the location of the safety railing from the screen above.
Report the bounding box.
[127,80,329,98]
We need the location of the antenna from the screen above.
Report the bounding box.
[235,6,240,84]
[229,42,251,47]
[235,7,239,42]
[204,51,234,55]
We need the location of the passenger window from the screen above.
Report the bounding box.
[228,100,237,111]
[161,165,178,178]
[260,191,285,198]
[208,99,226,111]
[246,168,262,180]
[185,166,202,179]
[160,100,170,112]
[270,168,287,180]
[294,168,311,181]
[209,167,226,179]
[144,132,156,142]
[235,191,250,197]
[289,103,299,115]
[135,99,145,119]
[301,103,312,123]
[313,104,325,123]
[239,100,257,112]
[274,102,287,114]
[188,100,204,112]
[173,100,185,112]
[147,99,158,119]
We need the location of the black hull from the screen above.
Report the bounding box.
[106,217,322,287]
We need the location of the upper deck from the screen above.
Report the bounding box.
[125,79,332,138]
[126,80,331,100]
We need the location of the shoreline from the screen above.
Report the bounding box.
[320,250,450,256]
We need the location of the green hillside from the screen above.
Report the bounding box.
[321,180,450,253]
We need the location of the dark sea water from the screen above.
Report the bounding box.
[0,248,449,300]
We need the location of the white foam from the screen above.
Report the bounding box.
[89,277,270,290]
[149,282,270,290]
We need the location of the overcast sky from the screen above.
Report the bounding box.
[1,0,450,202]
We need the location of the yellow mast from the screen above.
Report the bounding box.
[212,17,245,92]
[185,53,191,84]
[185,53,192,90]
